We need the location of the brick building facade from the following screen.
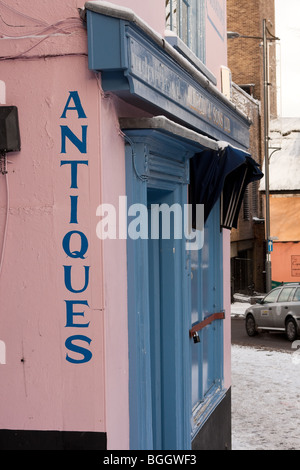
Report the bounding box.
[227,0,277,119]
[227,0,277,294]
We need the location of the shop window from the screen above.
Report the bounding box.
[166,0,205,62]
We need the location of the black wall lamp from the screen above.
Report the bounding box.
[0,106,21,174]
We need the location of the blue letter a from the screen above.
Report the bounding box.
[60,91,87,118]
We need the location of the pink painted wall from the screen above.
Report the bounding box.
[223,229,231,390]
[97,93,129,450]
[205,0,228,85]
[0,57,107,431]
[0,0,232,448]
[0,81,5,105]
[0,0,130,449]
[203,0,231,389]
[207,0,231,390]
[0,0,166,451]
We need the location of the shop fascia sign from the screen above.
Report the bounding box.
[85,7,250,150]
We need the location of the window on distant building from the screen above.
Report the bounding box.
[240,84,255,98]
[252,180,259,218]
[243,186,250,221]
[166,0,205,63]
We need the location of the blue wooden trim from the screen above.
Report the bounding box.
[122,125,227,450]
[85,8,250,150]
[125,143,153,449]
[165,34,213,84]
[190,199,225,440]
[191,385,227,440]
[124,128,194,450]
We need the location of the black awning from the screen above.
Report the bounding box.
[189,145,263,230]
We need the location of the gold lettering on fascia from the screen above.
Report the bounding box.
[130,38,231,135]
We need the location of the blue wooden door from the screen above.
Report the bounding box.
[123,125,224,449]
[124,130,192,450]
[148,188,186,449]
[148,190,162,448]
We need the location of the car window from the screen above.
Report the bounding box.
[263,289,280,304]
[289,288,296,300]
[293,287,300,301]
[277,287,295,302]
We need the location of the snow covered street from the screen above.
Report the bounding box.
[231,299,300,450]
[231,344,300,450]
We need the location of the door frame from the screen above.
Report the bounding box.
[124,128,194,450]
[147,186,188,449]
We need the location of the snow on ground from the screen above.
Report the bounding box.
[231,345,300,450]
[231,301,250,317]
[231,300,300,450]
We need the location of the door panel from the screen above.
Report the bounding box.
[190,201,223,410]
[148,234,162,448]
[147,188,185,449]
[125,130,192,450]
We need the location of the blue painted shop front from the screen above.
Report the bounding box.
[121,120,225,449]
[120,123,261,449]
[84,2,261,450]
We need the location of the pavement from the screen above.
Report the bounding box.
[231,294,300,450]
[231,343,300,450]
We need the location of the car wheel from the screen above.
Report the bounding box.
[245,314,257,337]
[285,318,298,342]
